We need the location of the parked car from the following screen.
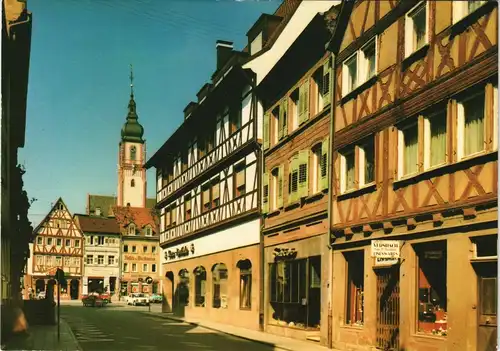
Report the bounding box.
[82,295,107,307]
[126,293,149,306]
[37,291,46,300]
[149,293,163,304]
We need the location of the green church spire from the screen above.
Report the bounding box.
[121,64,144,143]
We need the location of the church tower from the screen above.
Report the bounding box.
[117,65,147,208]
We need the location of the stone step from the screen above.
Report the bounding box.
[306,336,321,343]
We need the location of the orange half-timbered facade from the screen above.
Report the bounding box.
[328,1,497,351]
[25,198,84,300]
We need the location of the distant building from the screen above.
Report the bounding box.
[73,214,121,298]
[25,198,84,300]
[86,194,156,218]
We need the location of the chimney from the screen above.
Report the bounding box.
[216,40,234,71]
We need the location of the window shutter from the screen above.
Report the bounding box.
[289,158,299,204]
[298,150,309,198]
[262,172,269,214]
[320,137,329,191]
[281,99,288,137]
[263,112,270,150]
[299,80,310,124]
[277,164,284,208]
[278,108,284,140]
[322,60,331,106]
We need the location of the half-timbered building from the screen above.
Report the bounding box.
[25,198,84,300]
[327,1,497,350]
[254,2,339,345]
[145,39,263,330]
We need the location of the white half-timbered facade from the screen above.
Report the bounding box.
[25,198,84,300]
[145,40,263,330]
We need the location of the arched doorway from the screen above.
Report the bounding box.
[164,271,174,313]
[35,279,45,295]
[175,269,189,317]
[70,279,80,300]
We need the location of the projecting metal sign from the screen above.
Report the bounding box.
[371,240,400,258]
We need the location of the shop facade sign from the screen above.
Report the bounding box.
[371,240,400,258]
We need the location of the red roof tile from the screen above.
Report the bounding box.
[112,206,159,234]
[73,215,120,234]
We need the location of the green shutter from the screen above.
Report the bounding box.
[278,107,284,141]
[262,172,269,214]
[322,60,331,107]
[263,112,270,150]
[281,99,288,137]
[277,164,284,208]
[298,150,309,198]
[320,137,329,191]
[288,158,299,204]
[299,80,310,124]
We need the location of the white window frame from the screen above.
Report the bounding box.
[132,263,137,272]
[86,255,93,265]
[423,111,448,170]
[340,147,356,194]
[405,1,429,58]
[342,37,378,97]
[453,1,487,24]
[398,122,419,179]
[457,90,486,160]
[108,256,115,265]
[97,255,104,265]
[359,138,375,187]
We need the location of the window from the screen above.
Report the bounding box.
[170,205,177,226]
[75,240,80,248]
[202,184,211,212]
[123,263,128,272]
[288,151,309,203]
[340,147,355,193]
[424,111,447,169]
[238,260,252,309]
[72,257,79,266]
[98,236,105,245]
[132,246,137,253]
[345,251,364,326]
[290,89,299,131]
[64,256,71,266]
[229,104,242,134]
[152,264,157,273]
[194,266,207,307]
[263,171,270,213]
[342,38,377,96]
[127,202,130,207]
[458,91,485,158]
[86,255,93,265]
[271,166,283,211]
[234,162,246,198]
[130,146,136,160]
[398,122,419,177]
[272,106,279,145]
[359,138,375,186]
[453,1,487,23]
[131,179,135,187]
[312,144,322,194]
[143,264,148,272]
[128,224,136,235]
[278,98,288,140]
[108,256,115,265]
[47,238,53,245]
[55,256,62,266]
[202,178,220,212]
[36,255,43,265]
[95,207,101,216]
[178,269,190,306]
[250,31,263,55]
[184,195,192,221]
[405,2,428,58]
[473,235,498,259]
[37,237,43,245]
[143,245,148,253]
[182,150,188,172]
[152,246,157,254]
[415,241,447,336]
[298,80,310,125]
[132,263,137,272]
[97,255,104,265]
[65,239,71,247]
[269,256,321,328]
[124,245,128,252]
[212,263,228,309]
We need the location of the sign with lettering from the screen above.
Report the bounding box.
[124,255,157,262]
[371,240,400,258]
[273,247,297,261]
[374,257,399,267]
[164,244,195,261]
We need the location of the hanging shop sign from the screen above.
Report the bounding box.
[374,257,399,267]
[165,244,195,261]
[371,240,400,258]
[273,247,297,260]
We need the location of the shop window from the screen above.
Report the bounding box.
[178,269,190,306]
[269,256,321,329]
[212,263,228,309]
[415,241,447,336]
[194,266,206,307]
[238,259,252,310]
[344,251,364,326]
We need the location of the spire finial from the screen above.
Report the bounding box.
[129,64,134,97]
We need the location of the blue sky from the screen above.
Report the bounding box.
[21,0,280,227]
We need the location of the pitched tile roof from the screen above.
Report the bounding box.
[87,194,157,218]
[112,206,159,235]
[73,214,120,234]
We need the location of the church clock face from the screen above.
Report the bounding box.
[130,146,137,161]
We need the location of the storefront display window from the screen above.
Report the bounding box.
[178,269,190,306]
[344,250,364,326]
[415,241,447,336]
[238,259,252,309]
[194,266,206,307]
[212,263,228,309]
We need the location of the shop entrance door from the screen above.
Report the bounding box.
[375,265,400,351]
[477,262,497,351]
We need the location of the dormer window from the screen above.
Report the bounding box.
[145,226,153,237]
[250,31,263,55]
[130,146,137,160]
[95,207,101,216]
[128,224,136,235]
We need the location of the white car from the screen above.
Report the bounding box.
[126,293,149,306]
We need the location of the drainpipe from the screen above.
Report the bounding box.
[326,49,337,349]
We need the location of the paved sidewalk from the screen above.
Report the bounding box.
[143,311,338,351]
[3,318,81,351]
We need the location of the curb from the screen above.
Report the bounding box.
[60,318,83,351]
[145,312,301,351]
